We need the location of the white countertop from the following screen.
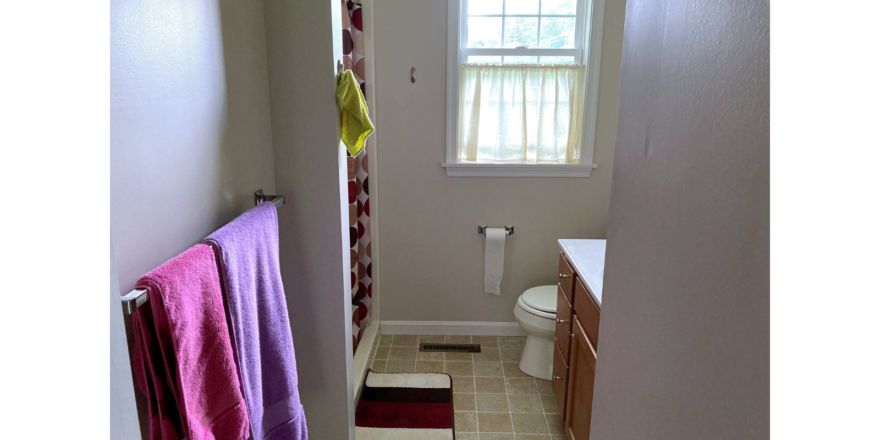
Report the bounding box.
[558,239,607,306]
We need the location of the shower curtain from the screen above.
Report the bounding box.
[342,0,372,355]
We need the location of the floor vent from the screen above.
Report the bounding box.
[419,343,481,353]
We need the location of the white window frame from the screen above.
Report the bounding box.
[443,0,606,177]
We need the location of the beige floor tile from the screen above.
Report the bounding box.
[515,435,551,440]
[473,348,502,362]
[498,336,526,348]
[545,413,565,435]
[506,378,538,394]
[478,412,514,433]
[370,359,386,373]
[502,362,529,377]
[415,361,445,373]
[472,335,500,347]
[535,378,553,395]
[378,335,393,346]
[456,433,480,440]
[500,348,525,362]
[446,361,475,376]
[455,412,477,432]
[480,434,516,440]
[384,360,415,373]
[416,350,444,361]
[391,335,419,346]
[539,394,560,414]
[446,335,472,344]
[388,346,418,360]
[419,335,445,343]
[374,346,390,359]
[481,434,515,440]
[474,361,504,377]
[475,377,507,394]
[550,436,567,440]
[476,393,510,412]
[445,352,474,361]
[453,393,477,412]
[452,376,475,393]
[508,394,544,413]
[511,413,549,434]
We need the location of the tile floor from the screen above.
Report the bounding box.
[372,334,567,440]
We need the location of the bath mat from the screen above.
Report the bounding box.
[355,371,455,439]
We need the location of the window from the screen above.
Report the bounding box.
[443,0,605,177]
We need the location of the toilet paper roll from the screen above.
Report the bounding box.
[484,228,506,295]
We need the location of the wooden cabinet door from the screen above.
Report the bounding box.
[565,318,597,440]
[573,277,601,349]
[555,284,573,363]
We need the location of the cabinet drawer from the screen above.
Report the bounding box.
[558,252,575,303]
[573,277,601,348]
[555,284,573,363]
[552,339,569,420]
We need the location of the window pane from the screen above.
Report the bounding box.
[503,17,538,48]
[539,56,575,64]
[468,17,503,48]
[503,56,538,64]
[468,56,503,64]
[505,0,539,14]
[541,0,576,15]
[468,0,503,15]
[538,17,575,48]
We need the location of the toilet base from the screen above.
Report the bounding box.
[518,334,554,380]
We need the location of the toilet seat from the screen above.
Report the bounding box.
[517,285,557,319]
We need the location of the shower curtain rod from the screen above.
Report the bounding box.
[119,189,284,315]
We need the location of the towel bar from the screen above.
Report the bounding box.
[120,189,285,315]
[478,225,514,235]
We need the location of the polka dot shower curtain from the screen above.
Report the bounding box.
[342,0,372,355]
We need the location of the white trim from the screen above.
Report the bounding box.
[360,0,380,326]
[380,320,527,336]
[442,163,597,177]
[446,0,461,165]
[352,322,380,403]
[445,0,606,176]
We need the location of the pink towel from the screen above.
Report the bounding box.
[131,244,250,440]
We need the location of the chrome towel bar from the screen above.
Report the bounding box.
[120,189,285,315]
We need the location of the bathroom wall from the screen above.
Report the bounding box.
[110,241,139,439]
[262,0,356,438]
[590,0,769,438]
[111,0,276,292]
[373,0,627,323]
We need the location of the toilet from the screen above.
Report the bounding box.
[513,285,557,380]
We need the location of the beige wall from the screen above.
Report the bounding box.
[373,0,627,323]
[111,0,277,291]
[590,0,769,437]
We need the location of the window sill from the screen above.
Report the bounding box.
[441,163,598,177]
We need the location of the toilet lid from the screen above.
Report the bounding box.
[520,285,557,313]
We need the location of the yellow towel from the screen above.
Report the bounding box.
[336,70,374,157]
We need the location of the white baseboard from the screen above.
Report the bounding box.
[380,321,527,337]
[352,322,380,403]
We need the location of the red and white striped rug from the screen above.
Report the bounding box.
[355,371,455,439]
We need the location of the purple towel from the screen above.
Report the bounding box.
[205,202,308,440]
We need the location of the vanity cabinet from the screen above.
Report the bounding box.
[553,251,600,440]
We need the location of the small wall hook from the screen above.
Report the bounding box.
[410,67,417,83]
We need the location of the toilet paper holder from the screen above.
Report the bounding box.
[478,225,514,235]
